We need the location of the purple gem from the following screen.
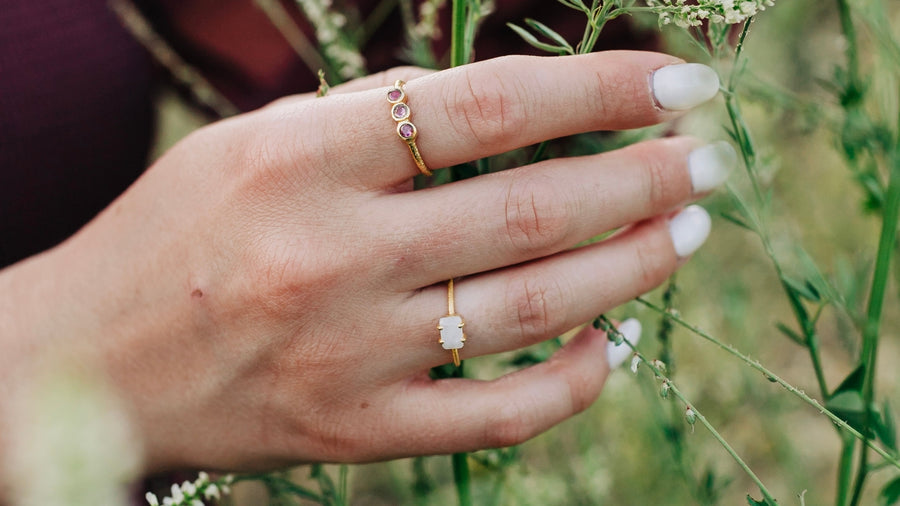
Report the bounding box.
[388,89,402,102]
[392,104,409,120]
[399,123,415,139]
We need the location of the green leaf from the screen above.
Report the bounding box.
[833,364,866,396]
[720,211,754,231]
[557,0,589,12]
[879,476,900,506]
[506,23,570,55]
[775,322,807,346]
[825,390,871,436]
[524,19,574,53]
[783,276,822,302]
[747,495,775,506]
[875,400,898,452]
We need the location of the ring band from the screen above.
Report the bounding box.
[437,278,466,366]
[387,80,432,176]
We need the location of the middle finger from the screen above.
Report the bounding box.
[368,137,736,289]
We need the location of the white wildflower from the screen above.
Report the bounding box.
[630,354,641,374]
[171,484,184,503]
[203,484,221,500]
[296,0,366,78]
[413,0,448,41]
[148,472,233,506]
[645,0,776,27]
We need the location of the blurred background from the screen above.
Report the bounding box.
[140,0,900,504]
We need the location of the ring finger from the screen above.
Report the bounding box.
[394,206,711,370]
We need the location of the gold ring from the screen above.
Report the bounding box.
[436,279,466,367]
[387,80,432,176]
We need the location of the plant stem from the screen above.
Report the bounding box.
[620,337,778,504]
[254,0,332,78]
[452,452,473,506]
[636,298,900,471]
[836,436,856,506]
[848,141,900,506]
[450,0,468,68]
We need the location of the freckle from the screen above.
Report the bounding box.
[191,288,204,298]
[360,402,369,409]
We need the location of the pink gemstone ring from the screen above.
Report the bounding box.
[386,80,431,176]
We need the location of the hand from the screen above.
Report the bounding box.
[0,51,733,473]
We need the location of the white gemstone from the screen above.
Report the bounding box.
[438,315,465,350]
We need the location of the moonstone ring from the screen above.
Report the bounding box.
[437,278,466,367]
[387,80,432,176]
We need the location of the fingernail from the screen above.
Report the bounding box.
[652,63,720,111]
[689,141,737,193]
[669,205,712,258]
[607,318,642,369]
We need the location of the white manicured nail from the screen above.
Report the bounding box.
[607,318,642,369]
[669,205,712,258]
[652,63,720,111]
[689,141,737,193]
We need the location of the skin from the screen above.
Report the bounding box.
[0,51,705,476]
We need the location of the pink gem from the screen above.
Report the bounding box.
[399,123,415,139]
[392,104,409,120]
[388,89,402,102]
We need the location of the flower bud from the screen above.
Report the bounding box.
[685,406,697,428]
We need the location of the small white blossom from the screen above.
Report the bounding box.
[146,492,160,506]
[685,406,697,431]
[170,484,184,503]
[630,354,641,374]
[203,484,220,500]
[181,481,196,496]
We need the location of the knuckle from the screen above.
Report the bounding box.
[632,232,672,291]
[634,146,684,210]
[559,364,599,415]
[503,173,571,255]
[445,59,528,148]
[484,400,535,448]
[507,274,567,340]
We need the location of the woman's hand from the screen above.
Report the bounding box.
[0,51,732,473]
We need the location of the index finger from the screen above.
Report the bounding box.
[274,51,720,188]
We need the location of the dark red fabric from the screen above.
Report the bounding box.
[0,0,155,267]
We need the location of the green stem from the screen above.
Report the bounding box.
[849,140,900,506]
[338,464,349,506]
[836,0,861,94]
[636,297,900,471]
[836,436,856,506]
[452,452,472,506]
[450,0,468,68]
